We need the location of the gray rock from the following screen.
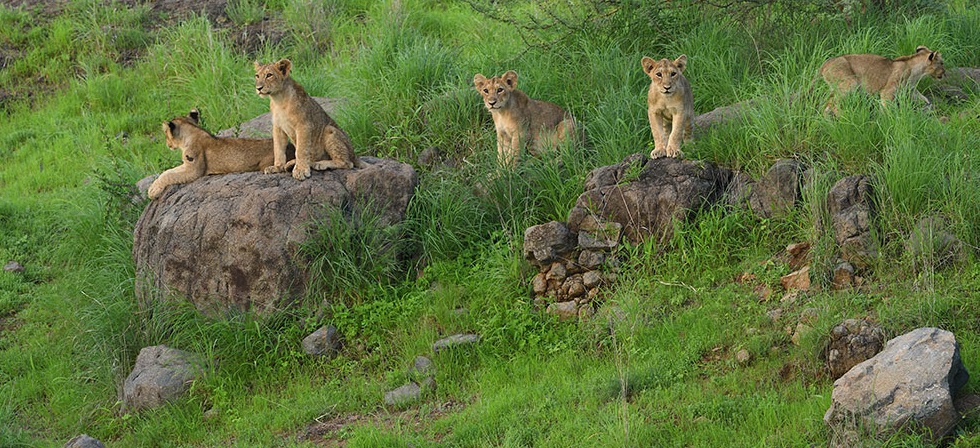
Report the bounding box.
[832,261,856,289]
[123,345,203,413]
[727,159,803,218]
[582,270,603,289]
[383,382,421,407]
[133,157,417,316]
[523,221,576,265]
[3,260,24,273]
[546,300,578,320]
[824,327,969,446]
[302,325,341,358]
[411,356,434,377]
[568,156,732,244]
[693,100,752,134]
[828,175,877,271]
[432,334,480,353]
[824,318,885,379]
[907,216,965,269]
[64,434,105,448]
[578,250,606,270]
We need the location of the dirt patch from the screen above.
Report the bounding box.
[296,400,463,446]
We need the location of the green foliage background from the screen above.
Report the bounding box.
[1,0,979,446]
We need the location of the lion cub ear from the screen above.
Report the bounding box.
[163,121,176,136]
[915,45,930,53]
[641,56,656,75]
[276,59,292,76]
[188,109,200,125]
[473,73,487,89]
[502,70,518,89]
[673,55,688,73]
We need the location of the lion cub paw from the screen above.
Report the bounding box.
[264,164,287,174]
[650,147,667,159]
[292,165,312,180]
[666,146,684,159]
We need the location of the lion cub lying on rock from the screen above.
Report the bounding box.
[642,55,694,159]
[148,109,293,200]
[820,45,945,114]
[473,70,577,168]
[254,59,364,181]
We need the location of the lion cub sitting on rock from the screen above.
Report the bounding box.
[820,45,945,115]
[473,70,577,168]
[148,109,293,200]
[254,58,363,181]
[642,55,694,159]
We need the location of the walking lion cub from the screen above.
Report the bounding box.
[642,55,694,159]
[148,109,293,200]
[254,58,363,181]
[473,70,577,168]
[820,45,945,114]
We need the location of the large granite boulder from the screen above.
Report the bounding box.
[824,327,970,446]
[568,154,732,244]
[134,157,417,315]
[122,345,203,413]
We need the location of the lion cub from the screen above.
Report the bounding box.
[148,109,293,200]
[820,45,945,114]
[473,70,577,168]
[254,59,363,181]
[642,55,694,159]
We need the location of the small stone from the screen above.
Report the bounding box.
[735,349,752,365]
[411,356,434,377]
[3,260,24,273]
[565,276,586,299]
[780,266,810,291]
[302,325,342,358]
[832,261,855,289]
[532,273,548,295]
[432,334,480,352]
[384,382,421,407]
[546,301,578,321]
[65,434,106,448]
[582,270,602,289]
[766,308,783,322]
[578,250,606,270]
[578,305,595,321]
[786,242,811,271]
[791,323,811,346]
[546,262,567,282]
[800,308,819,324]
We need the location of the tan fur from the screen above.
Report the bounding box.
[642,55,694,159]
[820,45,945,114]
[148,109,293,200]
[473,70,577,168]
[254,59,363,181]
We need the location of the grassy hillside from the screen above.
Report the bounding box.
[1,0,979,446]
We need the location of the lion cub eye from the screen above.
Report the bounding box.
[483,89,489,93]
[671,71,677,77]
[496,88,504,93]
[265,73,272,79]
[656,72,662,78]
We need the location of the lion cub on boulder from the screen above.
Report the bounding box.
[820,45,945,114]
[148,109,293,200]
[642,55,694,159]
[254,59,363,181]
[473,70,577,168]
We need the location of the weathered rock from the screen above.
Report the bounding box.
[786,242,810,271]
[3,260,24,273]
[825,319,886,380]
[546,262,568,282]
[302,325,341,358]
[568,155,732,244]
[577,216,623,250]
[832,261,856,289]
[411,356,434,377]
[753,159,804,218]
[532,273,548,294]
[578,250,605,270]
[383,382,421,407]
[824,327,970,446]
[216,97,343,138]
[693,101,751,134]
[907,216,965,269]
[432,334,480,352]
[547,300,578,320]
[523,221,576,264]
[582,270,603,289]
[133,157,417,316]
[735,349,752,365]
[64,434,105,448]
[828,175,877,271]
[564,276,586,299]
[923,67,980,104]
[780,266,810,291]
[123,345,203,413]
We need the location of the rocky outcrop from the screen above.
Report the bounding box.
[134,157,417,316]
[828,175,877,272]
[824,318,886,379]
[727,159,805,218]
[122,345,203,413]
[825,327,970,446]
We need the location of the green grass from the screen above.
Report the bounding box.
[1,0,979,446]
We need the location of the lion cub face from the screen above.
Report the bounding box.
[162,109,201,151]
[919,46,946,80]
[473,70,518,110]
[642,55,688,95]
[254,59,292,97]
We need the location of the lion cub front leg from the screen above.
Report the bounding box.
[148,163,204,200]
[649,110,668,159]
[496,129,520,168]
[665,114,687,159]
[264,125,291,174]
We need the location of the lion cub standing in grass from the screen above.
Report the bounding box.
[254,58,363,181]
[148,109,293,200]
[473,70,577,168]
[820,45,946,115]
[642,55,694,159]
